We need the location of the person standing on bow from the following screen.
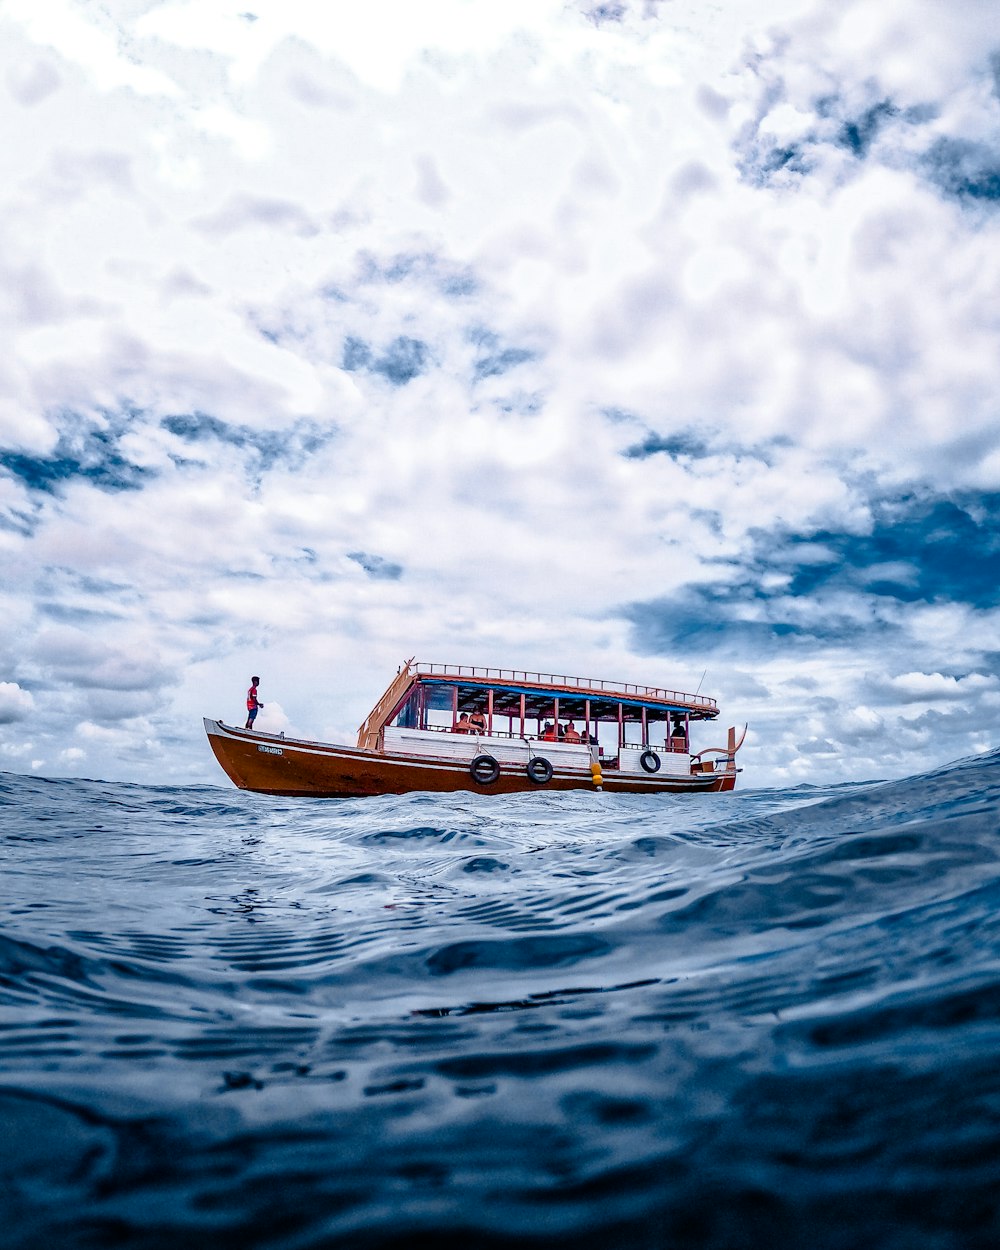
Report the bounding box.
[245,676,264,730]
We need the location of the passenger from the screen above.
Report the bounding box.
[468,711,487,733]
[454,712,472,733]
[562,720,581,743]
[541,721,557,741]
[580,729,590,744]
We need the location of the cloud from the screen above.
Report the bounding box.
[32,629,171,693]
[414,154,451,208]
[864,671,997,704]
[1,0,1000,787]
[81,689,164,722]
[193,193,321,237]
[0,682,34,724]
[6,57,62,106]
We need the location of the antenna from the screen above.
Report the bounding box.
[695,668,707,696]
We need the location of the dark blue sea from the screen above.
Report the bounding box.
[3,751,1000,1249]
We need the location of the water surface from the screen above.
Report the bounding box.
[3,753,1000,1247]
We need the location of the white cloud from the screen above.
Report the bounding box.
[867,671,997,704]
[5,0,181,97]
[0,682,34,724]
[0,0,998,786]
[32,629,171,693]
[6,57,62,106]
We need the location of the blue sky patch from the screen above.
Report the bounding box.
[356,250,479,298]
[0,506,37,536]
[622,431,714,460]
[373,337,428,385]
[626,592,814,658]
[474,346,536,381]
[586,3,627,25]
[739,140,814,187]
[738,86,916,189]
[783,494,1000,606]
[625,585,892,657]
[342,336,429,385]
[161,413,329,470]
[1,427,153,495]
[440,271,478,298]
[468,326,537,382]
[495,391,544,416]
[348,551,403,580]
[923,137,1000,203]
[837,100,896,158]
[341,337,372,372]
[625,492,1000,656]
[38,601,127,623]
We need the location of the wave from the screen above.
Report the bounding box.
[2,750,1000,1247]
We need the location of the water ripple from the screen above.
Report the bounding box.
[2,750,1000,1247]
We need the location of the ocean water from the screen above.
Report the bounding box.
[2,752,1000,1250]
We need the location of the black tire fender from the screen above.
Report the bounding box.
[470,754,501,785]
[526,757,553,784]
[639,750,661,773]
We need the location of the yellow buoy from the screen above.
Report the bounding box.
[590,761,603,789]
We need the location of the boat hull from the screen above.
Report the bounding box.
[204,720,737,797]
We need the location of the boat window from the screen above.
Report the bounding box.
[647,715,669,747]
[423,683,454,711]
[421,682,455,731]
[622,717,644,747]
[388,679,702,745]
[393,688,420,729]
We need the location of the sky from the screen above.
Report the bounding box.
[2,0,1000,790]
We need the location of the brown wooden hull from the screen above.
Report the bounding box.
[204,720,737,797]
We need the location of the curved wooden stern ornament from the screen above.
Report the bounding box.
[690,724,748,767]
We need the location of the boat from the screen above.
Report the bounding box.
[204,659,746,798]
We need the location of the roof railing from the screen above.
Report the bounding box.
[411,661,717,712]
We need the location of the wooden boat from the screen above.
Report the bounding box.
[204,660,745,798]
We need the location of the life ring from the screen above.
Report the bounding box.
[639,750,661,773]
[470,754,501,785]
[526,757,553,785]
